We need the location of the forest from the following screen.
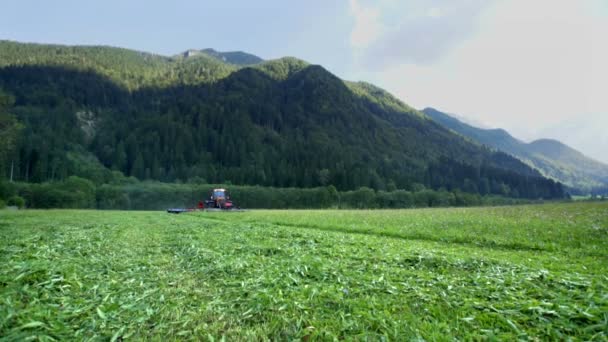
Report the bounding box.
[0,41,566,208]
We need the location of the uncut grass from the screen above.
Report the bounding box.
[224,203,608,256]
[0,204,606,340]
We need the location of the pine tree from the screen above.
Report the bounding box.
[113,142,127,172]
[131,153,145,180]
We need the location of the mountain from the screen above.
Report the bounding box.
[0,40,237,90]
[423,107,608,193]
[537,115,608,165]
[0,41,564,199]
[197,48,264,66]
[179,48,264,66]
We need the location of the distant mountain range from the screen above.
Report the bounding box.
[423,107,608,193]
[179,48,264,66]
[0,40,566,199]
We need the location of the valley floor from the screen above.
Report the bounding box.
[1,203,607,340]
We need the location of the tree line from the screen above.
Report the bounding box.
[1,177,539,210]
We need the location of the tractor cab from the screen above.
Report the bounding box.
[205,188,234,209]
[212,189,227,200]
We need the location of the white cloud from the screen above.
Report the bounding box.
[427,7,445,19]
[349,0,385,48]
[348,0,608,161]
[348,0,491,68]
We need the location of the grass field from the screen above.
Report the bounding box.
[1,203,607,340]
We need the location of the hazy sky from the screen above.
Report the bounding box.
[1,0,607,162]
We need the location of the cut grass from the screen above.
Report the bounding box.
[1,202,607,340]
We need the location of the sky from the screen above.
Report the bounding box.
[1,0,607,163]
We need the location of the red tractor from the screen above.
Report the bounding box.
[167,188,240,213]
[204,188,235,209]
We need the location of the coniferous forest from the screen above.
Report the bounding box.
[0,41,566,208]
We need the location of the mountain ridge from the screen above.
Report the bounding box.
[178,48,264,66]
[423,107,608,193]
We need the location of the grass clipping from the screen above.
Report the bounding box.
[0,202,607,340]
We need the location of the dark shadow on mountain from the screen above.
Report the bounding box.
[0,64,565,198]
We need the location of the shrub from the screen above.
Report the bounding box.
[341,187,377,209]
[7,195,25,208]
[0,180,17,199]
[61,176,96,208]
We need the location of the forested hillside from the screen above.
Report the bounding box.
[423,107,608,194]
[0,41,565,201]
[185,48,265,66]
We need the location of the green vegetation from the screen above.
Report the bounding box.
[1,202,606,339]
[0,89,22,175]
[192,48,264,66]
[0,40,236,90]
[6,195,25,208]
[3,178,537,210]
[0,41,564,200]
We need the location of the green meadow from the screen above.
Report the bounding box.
[1,202,607,340]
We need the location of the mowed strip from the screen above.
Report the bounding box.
[0,203,607,340]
